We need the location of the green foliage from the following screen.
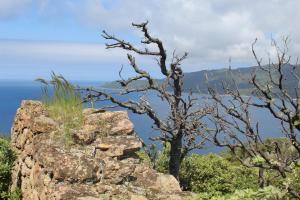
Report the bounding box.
[133,142,300,199]
[190,186,287,200]
[293,119,300,127]
[135,150,152,166]
[155,143,170,173]
[251,155,266,165]
[135,143,170,173]
[0,137,20,200]
[144,144,159,168]
[1,188,21,200]
[222,138,300,197]
[281,163,300,198]
[37,73,83,145]
[180,154,258,194]
[142,144,258,195]
[9,188,22,200]
[135,143,168,171]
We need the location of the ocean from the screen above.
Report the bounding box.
[0,80,283,153]
[0,80,165,146]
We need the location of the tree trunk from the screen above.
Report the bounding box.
[258,167,265,188]
[169,134,183,180]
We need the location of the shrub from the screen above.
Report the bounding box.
[221,138,300,197]
[190,186,287,200]
[138,144,258,195]
[1,188,21,200]
[135,143,170,173]
[155,143,170,174]
[139,143,300,199]
[281,162,300,199]
[180,154,258,194]
[0,137,20,199]
[135,150,152,165]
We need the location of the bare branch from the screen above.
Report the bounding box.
[82,22,212,180]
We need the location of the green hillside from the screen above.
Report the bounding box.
[102,64,300,97]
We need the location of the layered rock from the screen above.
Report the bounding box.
[10,100,190,200]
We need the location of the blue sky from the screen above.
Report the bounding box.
[0,0,300,81]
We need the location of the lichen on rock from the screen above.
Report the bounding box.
[10,100,191,200]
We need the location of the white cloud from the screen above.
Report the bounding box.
[0,39,125,80]
[1,0,300,79]
[71,0,300,70]
[0,39,162,80]
[0,39,125,65]
[0,0,32,19]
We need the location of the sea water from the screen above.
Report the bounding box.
[0,80,283,153]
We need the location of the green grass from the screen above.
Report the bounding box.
[36,73,83,145]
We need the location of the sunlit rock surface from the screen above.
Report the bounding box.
[10,100,191,200]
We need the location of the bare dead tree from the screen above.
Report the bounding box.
[82,22,212,180]
[208,37,300,198]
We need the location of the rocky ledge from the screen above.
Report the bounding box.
[10,100,191,200]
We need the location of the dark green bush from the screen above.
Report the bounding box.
[190,186,287,200]
[0,137,18,199]
[138,143,300,198]
[139,144,258,195]
[155,143,170,174]
[136,143,170,173]
[221,138,300,198]
[180,154,258,194]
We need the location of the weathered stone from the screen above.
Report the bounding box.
[153,174,182,193]
[110,117,134,136]
[14,128,33,152]
[10,100,189,200]
[98,143,112,151]
[77,197,105,200]
[94,136,142,158]
[32,115,57,133]
[34,144,101,183]
[11,100,47,154]
[101,157,137,185]
[72,125,97,145]
[156,194,183,200]
[24,156,33,168]
[133,165,159,187]
[131,194,148,200]
[84,110,134,136]
[83,108,105,116]
[84,111,113,126]
[50,184,99,200]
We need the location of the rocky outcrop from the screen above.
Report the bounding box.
[10,100,191,200]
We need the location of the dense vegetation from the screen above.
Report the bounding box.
[0,137,21,200]
[138,142,300,200]
[137,141,300,199]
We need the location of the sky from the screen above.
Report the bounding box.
[0,0,300,81]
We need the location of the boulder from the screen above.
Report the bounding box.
[10,100,190,200]
[93,135,143,159]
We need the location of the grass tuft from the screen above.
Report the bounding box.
[36,72,83,146]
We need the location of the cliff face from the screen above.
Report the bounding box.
[10,100,189,200]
